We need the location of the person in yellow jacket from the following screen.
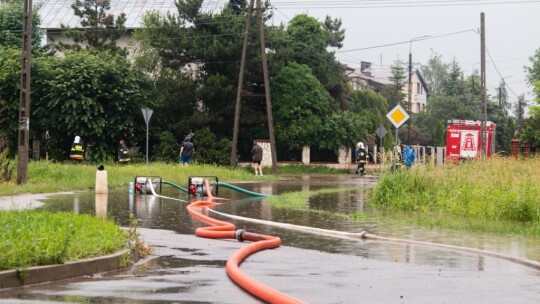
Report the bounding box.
[118,139,130,164]
[70,136,84,162]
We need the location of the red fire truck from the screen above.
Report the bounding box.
[445,119,496,162]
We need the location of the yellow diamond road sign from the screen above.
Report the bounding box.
[386,104,409,128]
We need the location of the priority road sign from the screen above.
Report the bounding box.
[386,104,409,128]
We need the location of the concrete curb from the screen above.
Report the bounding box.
[0,249,131,289]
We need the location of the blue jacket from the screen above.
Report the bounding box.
[403,146,416,166]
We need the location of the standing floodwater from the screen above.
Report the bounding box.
[0,174,539,303]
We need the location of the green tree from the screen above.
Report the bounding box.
[134,2,252,143]
[33,50,148,162]
[496,79,509,109]
[346,90,391,145]
[0,0,42,49]
[319,111,370,151]
[381,59,406,109]
[520,106,540,151]
[271,62,334,149]
[61,0,127,55]
[514,94,528,132]
[322,16,345,48]
[191,127,232,165]
[432,121,445,147]
[152,131,181,163]
[420,51,448,96]
[525,48,540,92]
[487,101,511,153]
[280,14,348,107]
[0,47,20,154]
[522,49,540,150]
[441,60,466,97]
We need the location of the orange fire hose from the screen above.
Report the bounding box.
[187,199,305,304]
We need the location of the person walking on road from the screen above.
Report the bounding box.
[355,142,368,176]
[251,141,263,176]
[179,134,194,166]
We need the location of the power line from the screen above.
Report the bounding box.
[485,47,521,98]
[337,29,476,53]
[271,0,540,9]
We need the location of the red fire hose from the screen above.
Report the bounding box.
[187,200,305,304]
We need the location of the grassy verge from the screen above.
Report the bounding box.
[370,156,540,236]
[268,186,358,210]
[0,210,126,271]
[0,161,266,196]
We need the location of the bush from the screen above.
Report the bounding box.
[0,148,14,182]
[152,131,180,163]
[191,128,231,166]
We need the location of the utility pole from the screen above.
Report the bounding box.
[230,0,254,167]
[230,0,278,174]
[407,35,430,145]
[480,12,487,158]
[407,51,412,145]
[257,0,278,174]
[17,0,33,184]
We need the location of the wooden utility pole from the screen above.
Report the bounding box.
[17,0,33,184]
[230,0,254,167]
[480,12,487,158]
[230,0,278,174]
[407,52,412,145]
[256,0,278,174]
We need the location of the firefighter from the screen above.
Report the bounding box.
[355,142,368,176]
[118,139,130,164]
[70,136,84,162]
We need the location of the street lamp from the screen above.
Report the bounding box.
[407,35,431,145]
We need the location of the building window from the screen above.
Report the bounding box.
[417,83,422,95]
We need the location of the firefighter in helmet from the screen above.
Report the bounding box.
[70,136,84,162]
[355,142,368,176]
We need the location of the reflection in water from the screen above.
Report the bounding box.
[37,175,540,275]
[73,196,79,214]
[135,195,160,220]
[95,194,108,218]
[129,193,134,214]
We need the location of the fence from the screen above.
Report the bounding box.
[250,140,447,171]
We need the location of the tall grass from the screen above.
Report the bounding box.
[0,210,126,271]
[371,156,540,225]
[0,161,262,196]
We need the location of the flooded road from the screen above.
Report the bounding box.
[0,174,539,303]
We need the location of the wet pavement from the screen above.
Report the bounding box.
[0,174,539,303]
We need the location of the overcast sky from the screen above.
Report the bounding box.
[266,0,540,109]
[202,1,540,111]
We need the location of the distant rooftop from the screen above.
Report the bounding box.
[39,0,179,30]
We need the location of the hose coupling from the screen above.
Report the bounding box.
[235,229,245,242]
[359,231,367,239]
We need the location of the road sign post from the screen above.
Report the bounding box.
[386,105,409,170]
[375,125,388,173]
[386,104,410,147]
[141,108,153,164]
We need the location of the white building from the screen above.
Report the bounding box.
[346,61,429,113]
